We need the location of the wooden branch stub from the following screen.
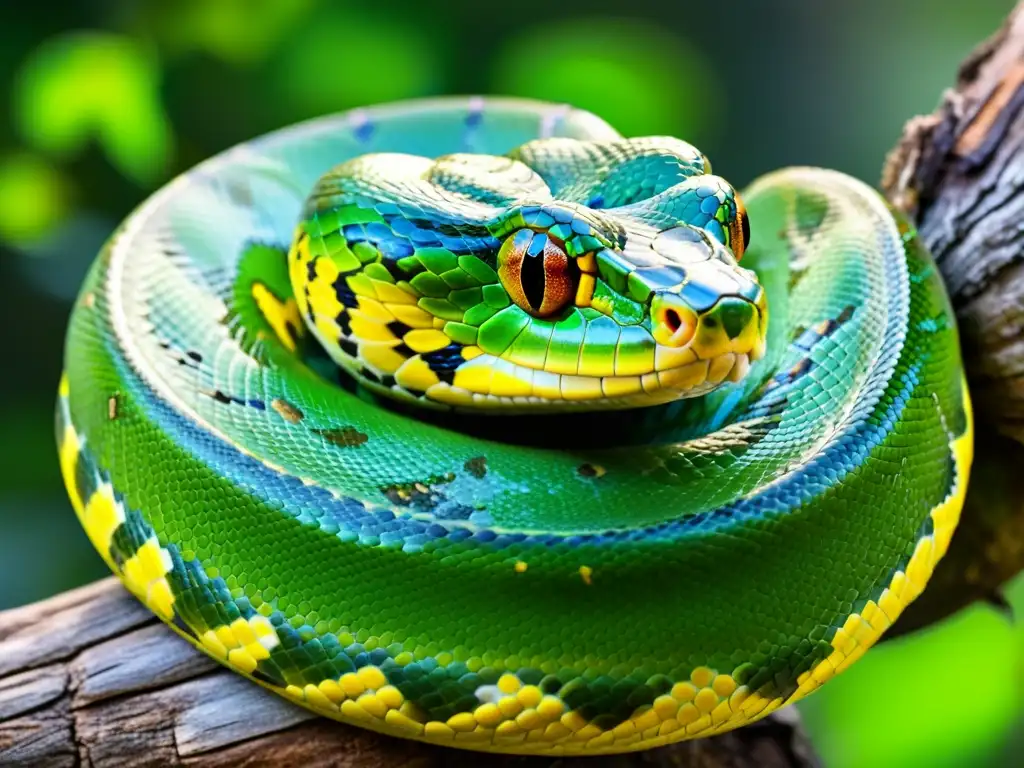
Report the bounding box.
[0,579,820,768]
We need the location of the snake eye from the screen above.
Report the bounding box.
[497,229,579,317]
[730,194,750,261]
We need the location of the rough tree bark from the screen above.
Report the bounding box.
[4,4,1024,766]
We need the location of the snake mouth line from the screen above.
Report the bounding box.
[416,345,763,410]
[379,301,769,410]
[331,293,768,410]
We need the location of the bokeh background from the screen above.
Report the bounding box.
[0,1,1021,766]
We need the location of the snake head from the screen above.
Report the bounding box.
[290,137,767,411]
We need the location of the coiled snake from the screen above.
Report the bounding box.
[57,98,973,755]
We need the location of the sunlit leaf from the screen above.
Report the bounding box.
[272,8,441,117]
[492,18,718,141]
[0,152,70,245]
[158,0,315,66]
[14,32,173,184]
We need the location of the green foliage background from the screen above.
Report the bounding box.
[0,1,1020,766]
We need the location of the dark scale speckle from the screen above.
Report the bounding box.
[73,449,101,512]
[110,508,154,565]
[463,456,487,479]
[381,254,412,279]
[792,304,856,350]
[540,675,562,694]
[313,426,369,448]
[203,389,266,412]
[423,344,464,385]
[382,480,446,508]
[380,472,474,519]
[788,358,813,379]
[331,275,360,309]
[387,320,412,338]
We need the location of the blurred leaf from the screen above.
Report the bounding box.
[14,32,173,184]
[0,495,109,610]
[492,18,718,141]
[0,152,69,245]
[159,0,316,66]
[18,212,112,300]
[0,407,62,495]
[272,8,441,117]
[799,591,1021,768]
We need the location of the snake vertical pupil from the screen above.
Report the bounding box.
[521,247,547,312]
[733,193,751,260]
[665,309,682,333]
[498,229,578,317]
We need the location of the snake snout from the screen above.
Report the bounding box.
[651,289,767,393]
[652,292,765,357]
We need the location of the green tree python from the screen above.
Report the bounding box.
[56,97,973,755]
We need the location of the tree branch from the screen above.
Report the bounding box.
[4,3,1024,765]
[884,0,1024,636]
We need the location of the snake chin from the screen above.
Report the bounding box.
[349,316,770,412]
[412,345,763,413]
[656,351,756,398]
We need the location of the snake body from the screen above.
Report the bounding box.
[57,98,972,755]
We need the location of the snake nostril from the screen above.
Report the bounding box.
[664,309,682,334]
[653,299,697,348]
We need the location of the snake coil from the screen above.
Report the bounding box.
[58,98,972,755]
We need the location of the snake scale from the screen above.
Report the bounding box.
[57,98,973,755]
